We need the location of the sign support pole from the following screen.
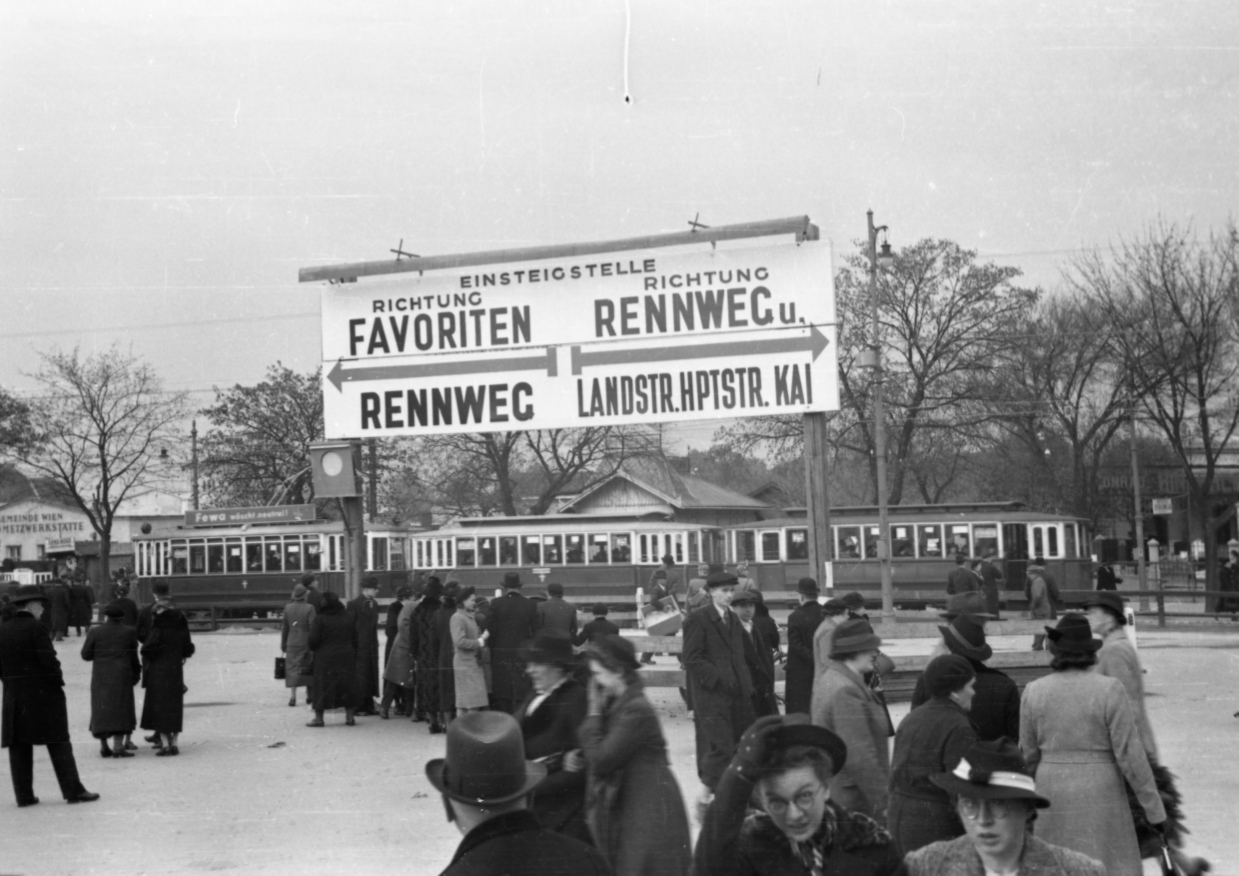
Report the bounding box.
[341,495,366,601]
[804,412,834,598]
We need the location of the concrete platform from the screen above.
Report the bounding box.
[3,624,1236,875]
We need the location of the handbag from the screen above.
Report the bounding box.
[274,656,286,680]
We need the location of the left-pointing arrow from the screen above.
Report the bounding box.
[327,347,558,392]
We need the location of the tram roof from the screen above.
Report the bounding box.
[135,520,424,540]
[429,515,717,535]
[725,502,1087,529]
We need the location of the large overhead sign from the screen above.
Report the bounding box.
[306,221,838,437]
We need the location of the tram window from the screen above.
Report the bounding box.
[671,534,685,564]
[207,540,225,574]
[245,540,263,572]
[786,528,809,561]
[542,536,563,564]
[973,525,999,559]
[610,534,631,563]
[522,536,542,566]
[371,537,388,572]
[892,526,915,558]
[1064,524,1077,558]
[457,538,477,567]
[864,527,880,559]
[305,540,322,572]
[949,526,971,557]
[1032,527,1044,558]
[226,539,243,573]
[590,535,609,564]
[734,531,756,563]
[1046,527,1059,557]
[172,543,188,575]
[759,531,781,562]
[189,542,206,574]
[837,526,862,559]
[265,539,283,572]
[390,537,408,571]
[565,534,586,564]
[285,540,303,572]
[442,539,453,568]
[479,537,497,566]
[499,536,519,565]
[687,532,700,564]
[918,525,943,558]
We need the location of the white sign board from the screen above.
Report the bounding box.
[318,238,837,437]
[1151,497,1173,515]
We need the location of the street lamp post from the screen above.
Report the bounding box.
[865,210,896,624]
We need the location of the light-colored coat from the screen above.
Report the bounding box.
[811,614,841,683]
[281,600,315,688]
[1094,628,1157,759]
[450,608,488,709]
[810,660,890,819]
[1020,669,1166,876]
[381,600,416,688]
[904,833,1105,876]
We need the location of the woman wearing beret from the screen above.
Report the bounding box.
[888,655,978,855]
[82,604,142,758]
[578,634,691,876]
[1019,614,1165,875]
[281,584,316,707]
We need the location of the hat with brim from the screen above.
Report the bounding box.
[828,618,882,656]
[502,571,522,589]
[9,585,49,607]
[929,738,1049,807]
[520,632,577,669]
[939,591,996,621]
[1046,613,1101,652]
[706,571,738,589]
[729,591,758,606]
[425,711,546,806]
[300,574,317,587]
[821,598,849,617]
[1081,591,1125,619]
[104,603,126,620]
[768,717,848,775]
[796,577,820,597]
[938,612,993,662]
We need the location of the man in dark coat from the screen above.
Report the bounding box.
[69,575,95,635]
[486,573,539,714]
[1096,561,1123,592]
[910,611,1020,743]
[573,604,619,647]
[0,585,98,806]
[682,570,755,812]
[106,586,139,628]
[784,577,824,715]
[428,711,609,876]
[731,590,779,718]
[302,573,326,613]
[47,578,72,642]
[976,549,1004,618]
[946,555,980,595]
[347,577,381,715]
[535,583,578,640]
[140,599,195,754]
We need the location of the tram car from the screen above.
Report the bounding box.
[132,520,421,618]
[723,501,1092,606]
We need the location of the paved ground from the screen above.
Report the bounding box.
[2,624,1235,875]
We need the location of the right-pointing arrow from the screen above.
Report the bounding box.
[570,325,828,375]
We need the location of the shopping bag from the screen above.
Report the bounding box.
[274,656,286,680]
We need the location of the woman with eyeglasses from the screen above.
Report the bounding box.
[903,737,1104,875]
[695,713,903,876]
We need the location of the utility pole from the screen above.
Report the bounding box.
[804,412,834,595]
[190,420,200,510]
[367,438,378,522]
[1129,393,1148,610]
[864,210,896,624]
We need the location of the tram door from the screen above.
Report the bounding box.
[1002,523,1029,594]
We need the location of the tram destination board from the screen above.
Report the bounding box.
[311,232,838,437]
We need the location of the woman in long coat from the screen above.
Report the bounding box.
[410,579,443,729]
[281,584,316,707]
[70,578,95,636]
[139,602,195,755]
[434,584,459,727]
[451,587,489,712]
[380,590,417,718]
[81,604,141,758]
[578,634,691,876]
[1020,614,1165,876]
[47,579,71,641]
[307,590,358,727]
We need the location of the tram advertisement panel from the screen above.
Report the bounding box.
[317,238,838,437]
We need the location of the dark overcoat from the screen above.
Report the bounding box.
[888,697,977,855]
[140,608,195,733]
[47,582,72,634]
[438,810,611,876]
[82,619,141,737]
[409,595,442,712]
[536,597,579,640]
[577,682,692,876]
[434,598,457,710]
[785,600,824,714]
[743,623,779,718]
[0,611,72,746]
[346,594,381,701]
[945,566,979,595]
[70,582,95,628]
[976,559,1004,617]
[308,606,358,711]
[681,604,755,789]
[516,677,590,841]
[383,599,403,662]
[574,617,620,647]
[107,597,139,628]
[486,590,539,710]
[910,660,1019,743]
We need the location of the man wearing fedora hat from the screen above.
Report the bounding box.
[785,577,825,715]
[910,611,1020,743]
[486,572,539,715]
[683,570,755,814]
[696,713,904,876]
[427,711,609,875]
[0,584,99,807]
[904,738,1104,875]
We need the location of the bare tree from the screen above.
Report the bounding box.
[22,346,188,598]
[0,388,35,459]
[1069,221,1239,599]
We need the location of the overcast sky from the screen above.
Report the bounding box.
[2,0,1235,451]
